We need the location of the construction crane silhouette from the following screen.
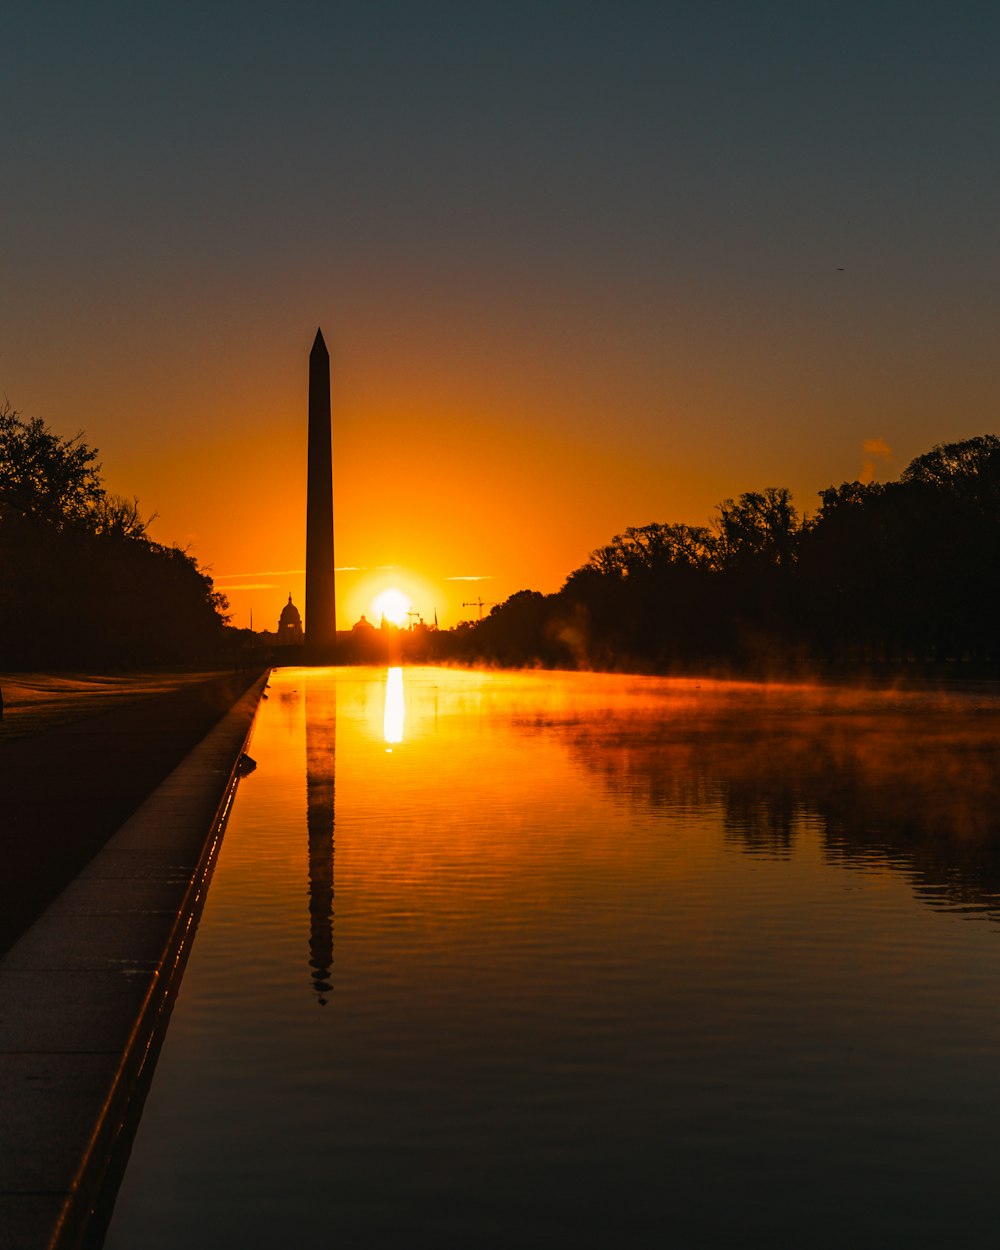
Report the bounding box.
[463,596,498,620]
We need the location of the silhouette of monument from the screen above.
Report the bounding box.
[306,329,336,650]
[305,680,336,1004]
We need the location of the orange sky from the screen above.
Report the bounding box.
[16,297,995,633]
[4,6,998,630]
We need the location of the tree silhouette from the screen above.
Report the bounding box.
[0,402,104,525]
[444,435,998,674]
[1,405,228,668]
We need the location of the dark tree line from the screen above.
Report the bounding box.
[445,435,1000,673]
[1,404,230,668]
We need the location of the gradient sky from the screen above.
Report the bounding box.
[4,2,998,629]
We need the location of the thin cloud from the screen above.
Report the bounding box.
[446,574,494,581]
[220,582,277,591]
[860,437,892,484]
[216,565,365,582]
[214,568,305,582]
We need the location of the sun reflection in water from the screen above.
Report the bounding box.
[383,666,404,748]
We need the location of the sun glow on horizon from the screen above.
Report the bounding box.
[371,587,412,627]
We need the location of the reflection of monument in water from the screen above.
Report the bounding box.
[305,681,336,1005]
[306,328,336,650]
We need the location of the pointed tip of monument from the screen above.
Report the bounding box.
[311,327,328,354]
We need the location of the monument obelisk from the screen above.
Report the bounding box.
[306,328,336,651]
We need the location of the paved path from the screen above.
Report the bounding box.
[0,672,262,957]
[0,672,268,1250]
[0,674,221,745]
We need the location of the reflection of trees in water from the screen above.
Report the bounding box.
[566,726,717,814]
[723,788,799,859]
[815,755,1000,915]
[557,694,1000,917]
[305,683,336,1005]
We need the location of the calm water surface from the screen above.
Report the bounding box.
[105,667,1000,1248]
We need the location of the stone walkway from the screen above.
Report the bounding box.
[0,673,268,1250]
[0,673,217,746]
[0,672,262,956]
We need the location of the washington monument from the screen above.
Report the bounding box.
[306,328,336,649]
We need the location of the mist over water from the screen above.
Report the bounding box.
[105,667,1000,1249]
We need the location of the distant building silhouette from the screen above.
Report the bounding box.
[277,594,304,646]
[306,328,336,649]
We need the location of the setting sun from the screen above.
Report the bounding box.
[371,587,411,627]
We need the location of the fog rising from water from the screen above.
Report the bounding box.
[511,677,1000,916]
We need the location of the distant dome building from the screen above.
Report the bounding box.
[277,594,304,646]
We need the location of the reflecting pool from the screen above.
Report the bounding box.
[104,667,1000,1248]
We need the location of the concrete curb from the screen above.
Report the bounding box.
[0,671,270,1250]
